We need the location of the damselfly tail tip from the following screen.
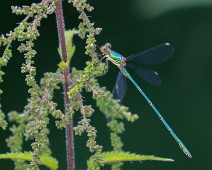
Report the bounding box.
[187,153,192,159]
[179,143,192,158]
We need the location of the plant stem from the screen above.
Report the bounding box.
[55,1,75,170]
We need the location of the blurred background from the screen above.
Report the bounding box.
[0,0,212,169]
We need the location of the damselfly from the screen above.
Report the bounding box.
[100,43,192,158]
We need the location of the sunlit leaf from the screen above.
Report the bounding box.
[0,152,58,170]
[87,151,174,169]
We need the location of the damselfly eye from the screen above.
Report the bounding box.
[100,46,107,54]
[100,43,112,54]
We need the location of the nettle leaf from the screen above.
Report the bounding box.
[87,151,174,169]
[58,60,70,71]
[57,29,78,61]
[0,152,58,170]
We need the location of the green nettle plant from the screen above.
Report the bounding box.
[0,0,174,169]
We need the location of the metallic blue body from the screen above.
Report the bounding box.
[108,51,123,66]
[108,49,192,158]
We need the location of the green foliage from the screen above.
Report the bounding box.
[0,104,7,129]
[57,29,78,61]
[69,0,102,61]
[85,78,139,169]
[58,60,70,71]
[87,151,174,169]
[6,111,29,169]
[0,0,174,170]
[0,152,58,170]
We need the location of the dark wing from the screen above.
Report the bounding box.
[126,43,174,64]
[112,71,127,101]
[127,64,161,86]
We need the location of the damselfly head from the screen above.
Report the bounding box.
[100,43,111,54]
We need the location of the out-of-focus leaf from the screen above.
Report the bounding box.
[133,0,212,18]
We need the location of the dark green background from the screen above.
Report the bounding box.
[0,0,211,169]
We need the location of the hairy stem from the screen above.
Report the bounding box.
[55,1,75,170]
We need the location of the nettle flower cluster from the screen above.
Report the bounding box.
[0,0,138,170]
